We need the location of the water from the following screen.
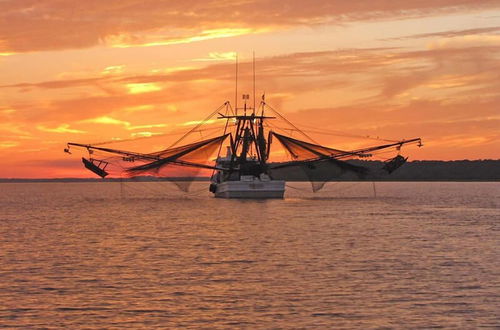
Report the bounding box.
[0,182,498,328]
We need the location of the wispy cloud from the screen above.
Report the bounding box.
[383,26,500,40]
[0,77,108,89]
[106,28,257,49]
[0,141,19,149]
[37,124,86,134]
[81,116,130,127]
[130,131,163,137]
[0,108,16,115]
[128,124,168,130]
[124,105,155,112]
[126,83,162,94]
[102,65,125,75]
[80,116,167,131]
[193,52,238,62]
[180,119,217,126]
[0,123,27,136]
[1,0,499,53]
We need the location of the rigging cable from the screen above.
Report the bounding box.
[263,102,320,145]
[167,102,228,149]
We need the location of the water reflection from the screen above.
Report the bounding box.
[0,182,498,328]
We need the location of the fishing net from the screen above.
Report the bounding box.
[125,134,228,175]
[271,132,348,159]
[268,132,367,191]
[72,134,228,192]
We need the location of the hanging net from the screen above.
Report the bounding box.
[69,134,229,192]
[268,132,368,191]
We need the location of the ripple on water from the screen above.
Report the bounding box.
[0,182,498,328]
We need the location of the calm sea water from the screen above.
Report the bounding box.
[0,182,498,328]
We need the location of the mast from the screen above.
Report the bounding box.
[253,51,256,114]
[234,53,238,115]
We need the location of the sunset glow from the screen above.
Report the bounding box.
[1,1,499,178]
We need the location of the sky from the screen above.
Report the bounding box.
[1,0,500,178]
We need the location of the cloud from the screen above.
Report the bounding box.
[180,119,217,126]
[0,123,31,137]
[0,77,109,90]
[427,34,500,49]
[130,131,163,137]
[1,0,499,53]
[0,108,16,117]
[37,124,86,134]
[128,124,168,130]
[384,26,500,40]
[105,28,258,48]
[193,52,238,62]
[80,116,131,127]
[0,141,19,149]
[102,65,125,75]
[124,105,155,112]
[79,115,167,131]
[126,83,162,94]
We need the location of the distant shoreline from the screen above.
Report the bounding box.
[1,160,499,182]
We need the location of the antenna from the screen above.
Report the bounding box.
[253,51,256,114]
[235,53,238,115]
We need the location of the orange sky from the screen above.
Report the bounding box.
[1,0,499,178]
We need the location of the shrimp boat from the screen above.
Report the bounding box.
[65,93,422,198]
[209,103,286,198]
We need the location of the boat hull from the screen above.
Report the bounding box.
[214,180,285,199]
